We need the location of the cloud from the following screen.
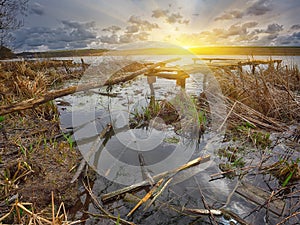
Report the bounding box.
[253,23,284,34]
[100,34,119,44]
[30,2,45,16]
[98,15,159,46]
[246,0,272,16]
[265,23,283,33]
[151,9,189,25]
[125,25,139,33]
[102,25,122,34]
[152,9,169,18]
[214,10,243,21]
[128,15,159,31]
[100,31,150,44]
[177,21,261,46]
[214,0,272,21]
[290,24,300,30]
[166,13,182,24]
[13,20,98,51]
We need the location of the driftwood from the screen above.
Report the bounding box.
[101,155,210,203]
[0,58,181,116]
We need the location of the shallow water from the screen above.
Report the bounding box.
[57,55,300,224]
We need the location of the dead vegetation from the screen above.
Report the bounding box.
[213,62,300,127]
[0,60,86,224]
[0,57,299,224]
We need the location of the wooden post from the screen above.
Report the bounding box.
[81,58,86,70]
[176,78,186,88]
[252,63,256,75]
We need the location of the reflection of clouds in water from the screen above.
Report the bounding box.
[70,43,226,185]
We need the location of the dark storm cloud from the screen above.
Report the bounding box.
[245,0,272,16]
[13,20,98,50]
[214,10,243,21]
[30,2,45,16]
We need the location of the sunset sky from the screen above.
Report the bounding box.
[12,0,300,52]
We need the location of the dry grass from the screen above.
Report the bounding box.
[212,62,300,130]
[0,192,82,225]
[0,60,85,224]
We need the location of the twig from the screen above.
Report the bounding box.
[276,211,300,225]
[51,191,55,224]
[223,180,240,208]
[183,208,222,216]
[16,202,52,224]
[124,193,222,218]
[82,180,134,225]
[71,158,86,183]
[144,177,173,211]
[127,178,164,217]
[194,177,218,225]
[101,155,210,202]
[217,101,237,132]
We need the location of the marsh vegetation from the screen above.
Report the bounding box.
[0,55,299,224]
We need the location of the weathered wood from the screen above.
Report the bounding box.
[235,182,285,216]
[0,58,181,116]
[192,58,283,72]
[193,58,239,64]
[146,72,189,80]
[101,155,210,203]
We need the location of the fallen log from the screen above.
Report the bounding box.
[0,58,181,116]
[101,155,210,203]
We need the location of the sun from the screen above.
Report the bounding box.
[181,45,196,50]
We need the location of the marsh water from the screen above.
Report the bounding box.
[56,55,300,224]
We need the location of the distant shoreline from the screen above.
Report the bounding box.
[15,46,300,58]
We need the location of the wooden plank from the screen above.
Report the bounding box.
[192,57,240,63]
[146,72,189,80]
[235,182,285,216]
